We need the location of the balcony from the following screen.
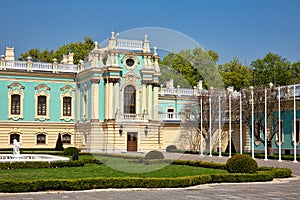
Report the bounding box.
[0,60,78,73]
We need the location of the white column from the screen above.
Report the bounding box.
[293,85,298,163]
[209,96,212,157]
[142,84,146,113]
[200,97,203,156]
[229,93,232,158]
[153,86,159,120]
[114,82,119,119]
[218,96,222,157]
[90,79,100,120]
[109,82,114,119]
[105,81,109,120]
[147,84,153,120]
[76,84,80,122]
[251,86,255,159]
[240,92,243,154]
[278,87,282,162]
[264,88,268,161]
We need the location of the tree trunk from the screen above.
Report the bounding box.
[267,140,273,155]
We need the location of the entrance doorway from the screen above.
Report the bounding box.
[127,132,138,151]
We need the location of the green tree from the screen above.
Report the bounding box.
[218,57,252,91]
[289,61,300,84]
[160,48,223,89]
[160,52,201,87]
[18,37,94,64]
[53,37,94,64]
[250,53,291,87]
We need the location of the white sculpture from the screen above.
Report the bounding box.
[13,139,21,155]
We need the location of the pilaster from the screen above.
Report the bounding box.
[147,84,153,120]
[142,84,147,113]
[105,81,109,120]
[114,82,120,118]
[108,82,114,119]
[153,86,159,120]
[90,79,100,122]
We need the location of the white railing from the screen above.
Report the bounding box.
[180,88,194,96]
[57,64,78,73]
[117,39,143,51]
[159,112,182,121]
[1,60,78,73]
[32,62,53,71]
[117,113,146,121]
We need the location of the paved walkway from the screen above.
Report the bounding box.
[1,153,300,199]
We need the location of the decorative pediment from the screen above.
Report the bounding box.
[34,84,50,91]
[60,85,75,93]
[123,72,140,84]
[7,82,25,90]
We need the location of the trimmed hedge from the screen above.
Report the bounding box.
[172,160,226,170]
[166,145,177,152]
[226,154,258,174]
[144,150,164,160]
[0,158,102,170]
[64,147,81,156]
[0,168,291,193]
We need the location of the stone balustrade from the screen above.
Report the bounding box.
[0,60,79,73]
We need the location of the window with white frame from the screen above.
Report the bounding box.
[292,119,300,145]
[8,82,24,120]
[10,133,20,144]
[36,133,46,144]
[275,120,285,144]
[62,134,71,144]
[34,84,50,121]
[167,108,174,119]
[60,85,75,121]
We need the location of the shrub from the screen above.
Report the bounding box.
[64,147,80,156]
[172,160,226,170]
[166,145,177,152]
[144,150,164,160]
[226,154,258,174]
[55,133,64,151]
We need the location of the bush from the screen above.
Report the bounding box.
[172,160,226,170]
[144,150,164,160]
[64,147,80,156]
[166,145,177,152]
[226,154,258,174]
[55,133,64,151]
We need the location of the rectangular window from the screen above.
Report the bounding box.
[63,97,72,116]
[11,95,20,115]
[295,120,300,143]
[37,134,46,144]
[37,96,47,116]
[276,120,284,143]
[62,134,71,144]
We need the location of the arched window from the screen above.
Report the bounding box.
[167,108,174,119]
[62,134,71,144]
[124,85,136,114]
[10,133,20,144]
[37,133,46,144]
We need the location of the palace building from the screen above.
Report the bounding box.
[1,32,300,156]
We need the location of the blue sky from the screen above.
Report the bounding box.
[1,0,300,64]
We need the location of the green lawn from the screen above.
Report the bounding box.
[0,159,227,181]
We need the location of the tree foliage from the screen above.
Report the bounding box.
[160,48,223,89]
[18,37,94,64]
[219,58,252,91]
[250,53,292,87]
